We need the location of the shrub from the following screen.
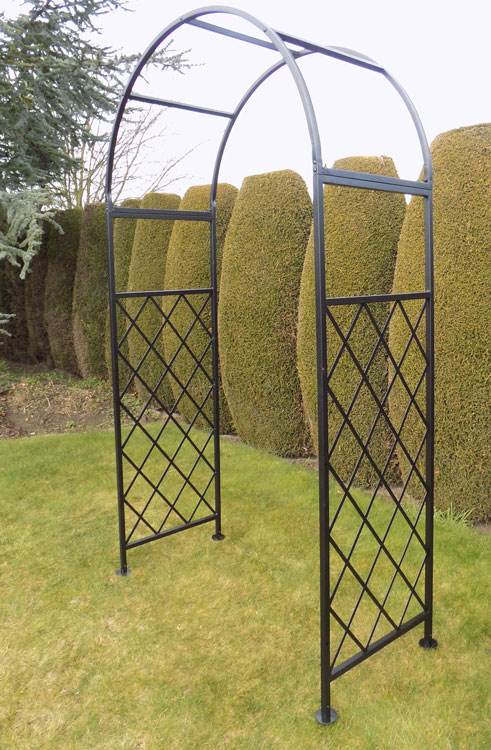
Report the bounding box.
[389,124,491,521]
[25,228,51,362]
[1,264,29,361]
[44,208,82,372]
[126,192,180,407]
[163,184,237,431]
[0,263,10,339]
[297,156,406,486]
[104,198,141,382]
[219,170,312,456]
[72,203,108,378]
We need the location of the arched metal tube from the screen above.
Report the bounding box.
[210,50,313,203]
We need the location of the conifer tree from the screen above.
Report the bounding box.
[0,0,186,329]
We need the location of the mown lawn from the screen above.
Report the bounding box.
[1,427,489,749]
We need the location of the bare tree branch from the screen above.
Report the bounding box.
[58,107,198,207]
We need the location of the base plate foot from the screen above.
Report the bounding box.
[212,532,225,541]
[315,707,338,725]
[419,636,438,649]
[116,568,131,577]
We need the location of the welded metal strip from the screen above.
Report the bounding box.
[126,514,218,550]
[320,169,431,195]
[115,288,213,299]
[276,33,384,72]
[129,91,234,118]
[188,17,279,50]
[322,167,431,192]
[325,291,430,306]
[110,207,213,221]
[331,612,426,681]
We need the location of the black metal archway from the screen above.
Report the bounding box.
[105,5,436,726]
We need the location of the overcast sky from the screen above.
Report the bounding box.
[4,0,490,196]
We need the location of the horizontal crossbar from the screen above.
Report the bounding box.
[188,17,278,51]
[277,34,384,72]
[330,610,427,681]
[320,168,431,195]
[326,291,430,306]
[115,288,213,299]
[110,207,212,221]
[188,18,379,73]
[125,513,217,549]
[129,91,234,118]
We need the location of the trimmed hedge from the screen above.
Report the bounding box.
[297,156,406,486]
[104,198,141,380]
[389,124,491,521]
[0,262,10,338]
[2,264,29,361]
[44,209,82,372]
[219,170,312,456]
[72,203,108,378]
[126,192,180,407]
[163,184,237,431]
[25,228,51,362]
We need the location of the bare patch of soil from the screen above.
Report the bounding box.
[0,360,161,439]
[0,375,115,438]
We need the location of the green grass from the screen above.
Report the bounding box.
[1,426,489,749]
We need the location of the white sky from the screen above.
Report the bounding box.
[4,0,490,196]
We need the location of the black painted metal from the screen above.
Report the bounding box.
[112,288,218,551]
[129,91,235,119]
[105,4,435,726]
[325,293,432,685]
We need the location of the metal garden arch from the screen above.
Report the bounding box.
[105,5,437,726]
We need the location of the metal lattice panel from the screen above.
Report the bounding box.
[114,290,217,549]
[326,294,430,677]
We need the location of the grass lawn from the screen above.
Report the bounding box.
[1,426,489,749]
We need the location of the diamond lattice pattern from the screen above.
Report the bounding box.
[326,297,429,672]
[115,292,216,544]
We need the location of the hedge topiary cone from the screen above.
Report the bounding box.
[44,208,82,373]
[389,124,491,521]
[104,197,141,383]
[163,184,237,432]
[72,203,108,378]
[297,156,406,487]
[219,170,312,456]
[126,192,180,408]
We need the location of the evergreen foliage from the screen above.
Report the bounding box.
[126,192,180,406]
[0,0,186,287]
[389,124,491,521]
[219,170,312,456]
[44,208,82,372]
[24,229,51,362]
[72,203,108,378]
[297,156,406,486]
[2,264,29,360]
[0,262,13,338]
[0,0,185,194]
[0,189,58,282]
[104,198,141,379]
[163,184,237,431]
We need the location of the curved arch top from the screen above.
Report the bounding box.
[105,4,432,203]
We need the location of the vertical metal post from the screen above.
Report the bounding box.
[210,199,224,542]
[313,171,337,725]
[106,202,130,576]
[420,192,436,648]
